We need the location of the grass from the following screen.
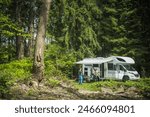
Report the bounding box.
[46,78,61,88]
[72,78,150,92]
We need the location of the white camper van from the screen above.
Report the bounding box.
[76,56,140,81]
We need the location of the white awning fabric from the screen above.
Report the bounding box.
[76,56,135,64]
[76,57,112,64]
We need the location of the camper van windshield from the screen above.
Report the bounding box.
[123,65,135,71]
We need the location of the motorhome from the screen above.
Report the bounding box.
[76,56,140,82]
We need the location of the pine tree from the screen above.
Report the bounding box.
[48,0,101,59]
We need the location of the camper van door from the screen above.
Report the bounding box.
[118,65,125,80]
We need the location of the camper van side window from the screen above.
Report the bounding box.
[108,63,113,70]
[113,65,116,70]
[84,68,88,70]
[93,64,98,67]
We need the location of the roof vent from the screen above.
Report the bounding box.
[116,57,126,62]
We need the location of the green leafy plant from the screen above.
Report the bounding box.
[0,58,32,97]
[46,79,60,88]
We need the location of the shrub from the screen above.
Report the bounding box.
[45,44,77,78]
[0,58,32,97]
[46,78,60,88]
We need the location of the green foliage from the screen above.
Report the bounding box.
[0,59,32,81]
[104,7,117,14]
[0,0,34,62]
[0,59,32,96]
[74,80,123,91]
[0,0,150,94]
[46,0,150,77]
[0,12,23,37]
[73,82,98,91]
[73,78,150,93]
[48,0,101,58]
[26,88,39,97]
[45,44,77,78]
[46,79,60,88]
[0,0,11,5]
[44,60,57,76]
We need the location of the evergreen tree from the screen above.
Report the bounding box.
[48,0,101,59]
[1,0,150,77]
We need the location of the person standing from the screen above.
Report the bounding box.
[79,66,83,84]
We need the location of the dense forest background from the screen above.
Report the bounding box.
[0,0,150,83]
[0,0,150,99]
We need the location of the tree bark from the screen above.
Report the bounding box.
[26,12,34,58]
[33,0,51,82]
[16,1,24,60]
[16,35,24,59]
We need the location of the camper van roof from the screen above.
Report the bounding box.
[76,56,135,64]
[112,56,135,64]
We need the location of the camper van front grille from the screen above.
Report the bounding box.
[134,74,139,77]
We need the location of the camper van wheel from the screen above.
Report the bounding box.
[122,76,129,82]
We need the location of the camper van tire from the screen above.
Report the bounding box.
[122,75,129,82]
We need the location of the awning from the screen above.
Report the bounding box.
[76,57,112,64]
[76,56,135,64]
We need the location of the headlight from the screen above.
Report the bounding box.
[130,74,135,77]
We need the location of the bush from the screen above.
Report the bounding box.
[46,78,60,88]
[44,60,57,76]
[45,44,77,78]
[0,58,32,97]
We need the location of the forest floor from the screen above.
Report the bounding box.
[3,78,149,100]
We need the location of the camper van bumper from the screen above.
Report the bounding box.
[128,74,140,80]
[130,77,140,80]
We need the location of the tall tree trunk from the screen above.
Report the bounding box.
[26,13,34,58]
[16,1,24,60]
[16,35,24,59]
[8,38,11,61]
[33,0,51,82]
